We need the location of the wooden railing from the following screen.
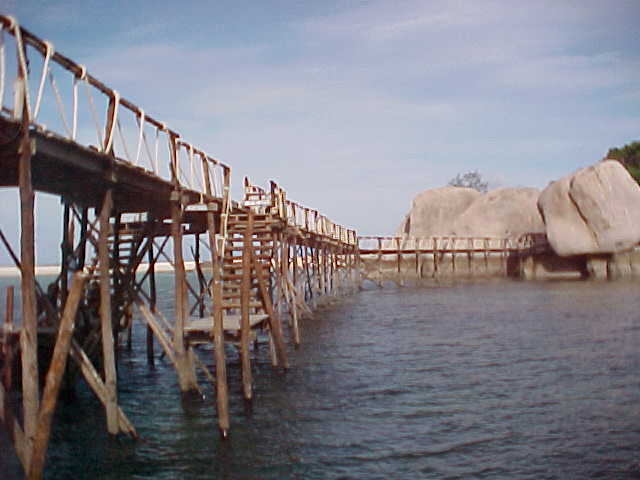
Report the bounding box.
[0,15,231,204]
[242,178,358,246]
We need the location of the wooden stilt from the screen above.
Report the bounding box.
[2,286,14,391]
[18,115,39,452]
[60,202,71,306]
[28,273,87,479]
[252,244,289,370]
[171,195,198,394]
[98,189,119,435]
[202,159,230,437]
[240,212,254,401]
[146,233,156,366]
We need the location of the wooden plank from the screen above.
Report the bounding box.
[240,212,254,401]
[98,189,119,435]
[28,273,87,479]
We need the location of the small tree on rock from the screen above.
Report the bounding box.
[448,170,489,193]
[606,141,640,184]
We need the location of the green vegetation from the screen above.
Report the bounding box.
[448,170,489,193]
[607,141,640,184]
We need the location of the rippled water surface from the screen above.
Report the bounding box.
[3,277,640,479]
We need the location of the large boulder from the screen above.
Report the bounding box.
[538,160,640,256]
[401,186,481,237]
[450,187,545,238]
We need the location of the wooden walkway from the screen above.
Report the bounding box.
[0,16,358,478]
[358,234,551,283]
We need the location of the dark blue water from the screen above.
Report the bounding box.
[2,277,640,479]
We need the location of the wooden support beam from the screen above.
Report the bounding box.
[240,212,254,401]
[2,286,14,391]
[28,273,87,479]
[18,114,39,450]
[203,192,230,436]
[146,233,156,366]
[68,341,137,438]
[98,189,119,435]
[0,381,28,470]
[251,245,289,370]
[171,196,198,393]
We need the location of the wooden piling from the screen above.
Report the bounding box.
[146,236,156,366]
[28,273,87,479]
[98,189,119,435]
[240,211,254,401]
[170,195,198,394]
[2,286,14,391]
[252,245,289,369]
[18,114,39,449]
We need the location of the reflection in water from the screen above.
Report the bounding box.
[1,276,639,479]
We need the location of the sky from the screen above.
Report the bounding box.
[1,0,639,264]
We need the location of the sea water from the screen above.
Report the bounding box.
[1,276,639,479]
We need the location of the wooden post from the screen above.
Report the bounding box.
[251,246,288,369]
[202,158,229,440]
[171,194,198,393]
[433,237,439,278]
[60,202,71,306]
[240,212,254,401]
[2,286,14,392]
[204,202,229,437]
[377,238,383,287]
[146,232,156,366]
[28,273,87,479]
[77,207,89,270]
[396,237,403,286]
[415,238,421,279]
[98,189,119,435]
[18,111,39,450]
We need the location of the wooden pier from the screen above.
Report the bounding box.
[358,234,552,284]
[0,16,358,478]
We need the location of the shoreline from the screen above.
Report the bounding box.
[0,262,197,277]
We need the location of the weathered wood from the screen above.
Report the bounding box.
[2,286,14,391]
[60,202,71,306]
[28,273,87,479]
[205,203,229,435]
[171,197,198,393]
[98,189,119,435]
[18,112,39,451]
[0,381,28,470]
[135,299,178,368]
[68,340,137,437]
[240,212,254,401]
[251,244,289,370]
[146,235,156,365]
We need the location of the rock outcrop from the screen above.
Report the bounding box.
[399,186,481,237]
[450,187,545,238]
[538,160,640,256]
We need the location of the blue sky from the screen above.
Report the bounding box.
[1,0,640,263]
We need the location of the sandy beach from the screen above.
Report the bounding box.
[0,262,197,277]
